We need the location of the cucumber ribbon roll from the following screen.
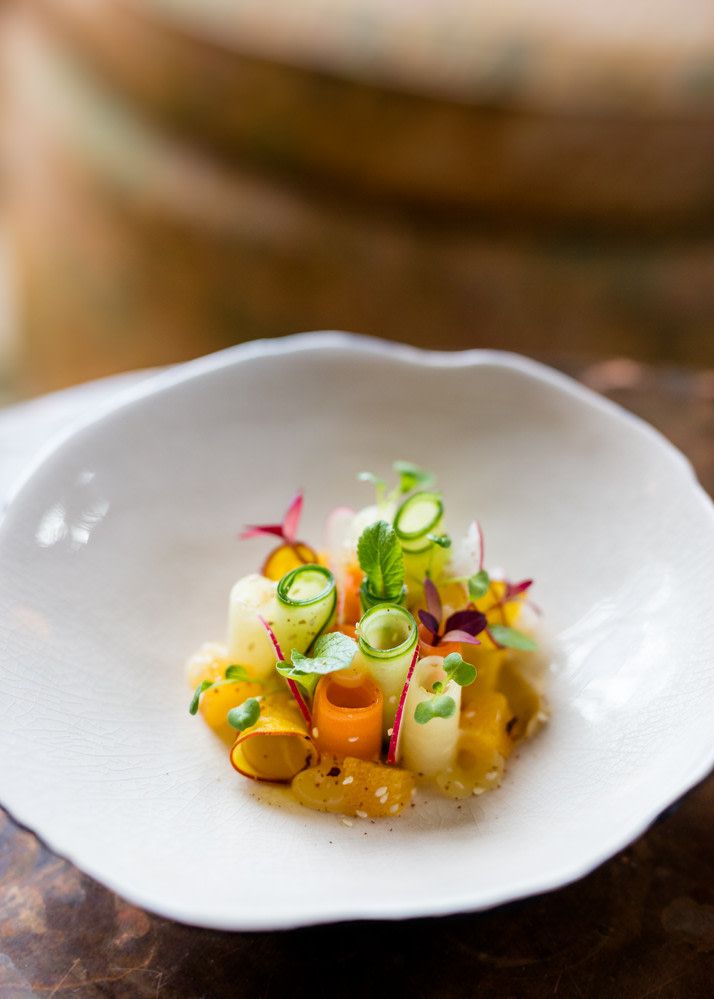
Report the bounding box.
[354,603,419,736]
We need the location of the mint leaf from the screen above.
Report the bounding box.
[414,695,456,725]
[468,570,490,600]
[285,632,357,676]
[276,632,357,696]
[357,520,404,600]
[488,625,538,651]
[227,697,261,731]
[393,461,434,494]
[443,652,477,687]
[189,680,214,715]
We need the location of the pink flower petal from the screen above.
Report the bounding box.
[239,524,286,540]
[423,576,442,623]
[442,629,481,645]
[281,491,304,544]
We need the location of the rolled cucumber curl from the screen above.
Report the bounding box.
[393,491,447,592]
[359,577,407,613]
[354,603,418,735]
[270,564,337,658]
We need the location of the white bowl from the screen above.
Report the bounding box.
[1,332,712,930]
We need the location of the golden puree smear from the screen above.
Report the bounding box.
[292,755,414,817]
[230,693,318,782]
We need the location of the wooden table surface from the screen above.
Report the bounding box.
[1,358,713,998]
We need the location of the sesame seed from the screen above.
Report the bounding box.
[312,727,319,738]
[379,794,389,805]
[537,711,548,723]
[388,695,397,704]
[454,781,465,790]
[374,786,388,797]
[389,804,399,814]
[342,776,354,785]
[355,810,368,819]
[473,787,485,796]
[342,818,353,827]
[347,736,359,743]
[387,728,393,736]
[465,709,475,719]
[486,769,498,780]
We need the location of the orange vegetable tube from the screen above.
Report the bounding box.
[230,693,319,782]
[312,670,383,761]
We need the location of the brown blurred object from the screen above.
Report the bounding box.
[3,0,714,393]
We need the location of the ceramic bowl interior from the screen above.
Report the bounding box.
[0,333,712,929]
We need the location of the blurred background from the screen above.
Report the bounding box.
[0,0,713,400]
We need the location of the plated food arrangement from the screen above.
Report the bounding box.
[187,462,547,820]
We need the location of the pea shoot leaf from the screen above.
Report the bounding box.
[414,695,457,725]
[227,697,261,731]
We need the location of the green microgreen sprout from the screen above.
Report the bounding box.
[189,664,256,715]
[414,695,457,725]
[357,461,435,508]
[227,697,261,731]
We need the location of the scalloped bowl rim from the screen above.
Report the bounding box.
[0,331,712,930]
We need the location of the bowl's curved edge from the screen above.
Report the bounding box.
[1,330,713,930]
[1,767,711,932]
[3,331,710,518]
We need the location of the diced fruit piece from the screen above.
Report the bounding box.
[460,689,513,759]
[199,678,263,742]
[436,580,469,620]
[185,641,228,688]
[261,542,318,581]
[292,755,414,817]
[460,646,508,700]
[435,729,506,799]
[496,658,545,742]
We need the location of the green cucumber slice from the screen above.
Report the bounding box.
[272,564,337,657]
[394,492,444,545]
[356,604,419,734]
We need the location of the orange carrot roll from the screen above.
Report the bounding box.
[312,669,383,761]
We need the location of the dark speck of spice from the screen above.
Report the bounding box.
[327,766,341,777]
[506,716,518,735]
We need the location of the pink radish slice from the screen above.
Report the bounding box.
[257,614,312,726]
[386,645,421,765]
[473,519,485,572]
[324,505,356,553]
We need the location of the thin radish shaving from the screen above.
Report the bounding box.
[474,520,485,572]
[257,614,312,726]
[386,645,420,765]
